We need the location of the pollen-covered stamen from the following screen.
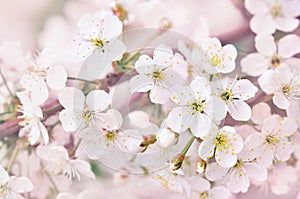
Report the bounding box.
[190,100,206,114]
[81,110,94,125]
[199,191,209,199]
[220,90,233,102]
[282,85,291,95]
[111,4,128,21]
[270,55,281,67]
[270,3,281,18]
[266,135,280,145]
[90,38,104,47]
[0,185,7,197]
[210,54,221,66]
[151,69,165,81]
[105,131,116,142]
[214,134,228,149]
[28,65,47,77]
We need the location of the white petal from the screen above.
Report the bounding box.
[278,34,300,58]
[225,168,249,193]
[256,145,274,168]
[190,113,212,138]
[86,90,111,112]
[167,107,193,133]
[210,186,231,199]
[59,109,79,132]
[129,75,153,92]
[38,122,49,145]
[102,14,123,39]
[8,177,33,193]
[205,96,227,121]
[134,55,154,74]
[215,149,237,168]
[281,0,300,17]
[198,133,217,159]
[202,37,222,54]
[188,176,210,193]
[245,0,268,15]
[255,34,276,56]
[218,44,237,73]
[149,84,170,104]
[28,124,40,145]
[79,129,106,159]
[36,145,68,162]
[153,45,173,67]
[58,87,85,110]
[46,65,67,90]
[72,159,95,179]
[257,70,280,94]
[205,163,229,181]
[273,92,290,109]
[228,101,252,121]
[0,165,9,185]
[240,53,269,76]
[243,163,267,181]
[250,15,276,34]
[31,81,48,105]
[251,102,271,125]
[128,111,151,129]
[279,117,298,136]
[190,77,211,100]
[56,193,75,199]
[275,141,295,161]
[232,79,258,100]
[275,17,299,33]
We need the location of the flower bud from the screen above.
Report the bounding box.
[196,158,207,174]
[170,153,185,171]
[140,135,156,148]
[156,128,178,148]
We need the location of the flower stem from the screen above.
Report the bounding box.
[67,77,98,85]
[70,139,82,157]
[41,162,59,193]
[7,146,19,173]
[0,68,14,98]
[181,136,195,156]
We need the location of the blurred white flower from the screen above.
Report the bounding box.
[192,37,237,75]
[0,164,33,199]
[189,176,231,199]
[241,34,300,76]
[198,125,243,168]
[36,144,95,181]
[244,115,296,168]
[58,87,111,132]
[245,0,300,34]
[167,77,226,138]
[20,46,67,105]
[73,11,126,78]
[156,128,178,148]
[205,151,267,193]
[17,92,49,145]
[216,77,258,121]
[129,45,188,104]
[258,66,300,109]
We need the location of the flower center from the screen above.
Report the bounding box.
[270,3,281,18]
[90,38,104,47]
[282,85,291,95]
[220,90,233,102]
[199,191,209,199]
[190,101,205,113]
[28,66,47,77]
[210,54,221,66]
[152,69,165,81]
[112,4,128,21]
[105,131,116,142]
[234,159,243,169]
[215,134,228,148]
[266,135,280,145]
[270,55,281,67]
[81,110,94,125]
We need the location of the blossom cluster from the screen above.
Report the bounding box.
[0,0,300,199]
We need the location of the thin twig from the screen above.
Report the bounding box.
[0,68,14,98]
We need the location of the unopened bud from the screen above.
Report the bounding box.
[196,158,207,174]
[171,153,185,171]
[140,135,156,148]
[159,18,172,31]
[156,128,178,148]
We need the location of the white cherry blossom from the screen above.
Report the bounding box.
[0,164,33,199]
[20,46,67,105]
[58,87,111,132]
[205,151,267,193]
[241,34,300,76]
[198,125,243,168]
[167,77,226,138]
[216,77,258,121]
[258,66,300,109]
[244,115,296,168]
[16,92,49,145]
[73,11,126,78]
[36,144,95,181]
[192,37,237,74]
[245,0,300,34]
[129,45,188,104]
